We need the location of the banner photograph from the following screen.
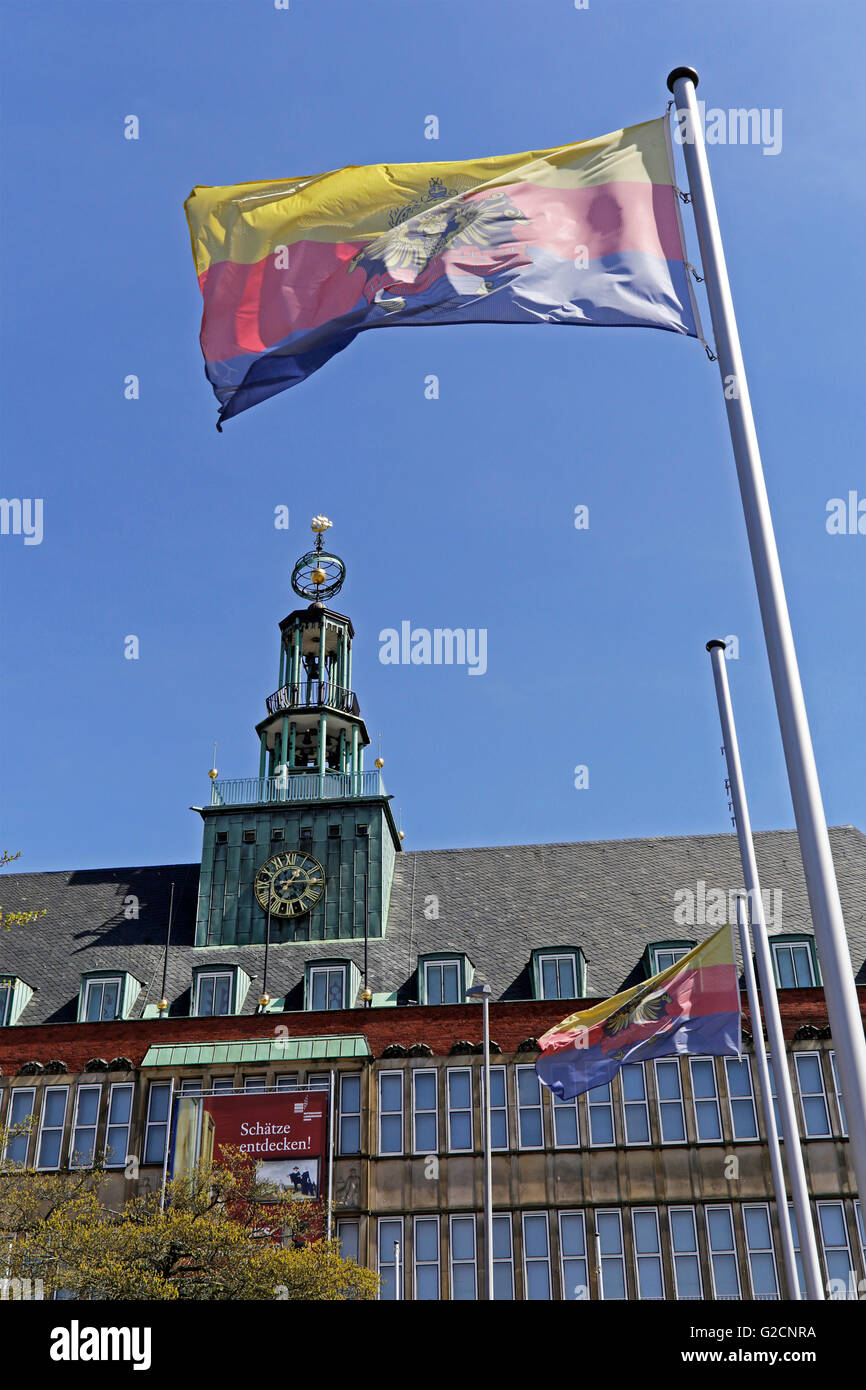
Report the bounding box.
[168,1089,328,1197]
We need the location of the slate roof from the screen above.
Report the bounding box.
[2,827,866,1027]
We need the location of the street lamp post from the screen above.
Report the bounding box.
[467,982,493,1300]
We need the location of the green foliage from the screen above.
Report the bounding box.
[0,1130,377,1301]
[1,851,46,930]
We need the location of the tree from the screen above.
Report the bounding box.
[1,851,46,930]
[0,1124,377,1301]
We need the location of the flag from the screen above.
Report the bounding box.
[185,117,699,426]
[536,926,740,1101]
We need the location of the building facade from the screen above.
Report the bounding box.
[2,523,865,1300]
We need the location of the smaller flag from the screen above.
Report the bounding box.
[536,926,740,1101]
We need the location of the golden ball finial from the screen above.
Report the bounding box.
[374,756,384,769]
[208,767,218,780]
[156,997,169,1013]
[311,567,327,585]
[259,993,271,1010]
[399,830,405,841]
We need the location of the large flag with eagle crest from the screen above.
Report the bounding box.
[536,926,740,1101]
[184,117,699,427]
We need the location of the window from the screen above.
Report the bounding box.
[449,1215,477,1300]
[378,1072,403,1155]
[306,1074,330,1092]
[817,1202,855,1297]
[36,1087,69,1170]
[327,825,341,840]
[309,965,346,1011]
[794,1054,830,1136]
[558,1211,588,1300]
[655,1060,686,1143]
[587,1081,615,1146]
[689,1058,722,1142]
[275,1073,299,1092]
[377,1218,404,1300]
[743,1204,779,1299]
[706,1206,740,1298]
[336,1219,360,1264]
[83,977,121,1022]
[649,944,693,974]
[772,939,816,988]
[195,972,233,1017]
[632,1208,664,1299]
[70,1085,101,1168]
[492,1215,515,1300]
[414,1216,440,1300]
[243,1075,267,1092]
[522,1213,552,1300]
[339,1073,362,1155]
[621,1063,650,1144]
[596,1210,626,1300]
[215,831,228,845]
[412,1070,438,1153]
[670,1207,703,1299]
[552,1090,580,1148]
[242,829,256,844]
[446,1068,473,1152]
[270,828,285,842]
[180,1078,203,1096]
[725,1057,758,1140]
[210,1077,235,1094]
[3,1088,36,1164]
[538,953,577,1000]
[423,959,461,1005]
[829,1053,847,1136]
[484,1066,509,1150]
[143,1082,172,1165]
[105,1083,134,1168]
[516,1066,543,1149]
[0,981,12,1026]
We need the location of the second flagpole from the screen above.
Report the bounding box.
[707,639,824,1298]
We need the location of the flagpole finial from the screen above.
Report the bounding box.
[706,639,726,652]
[666,65,700,93]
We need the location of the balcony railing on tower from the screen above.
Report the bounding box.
[209,769,385,807]
[265,680,360,717]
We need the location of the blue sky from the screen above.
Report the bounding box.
[2,0,864,872]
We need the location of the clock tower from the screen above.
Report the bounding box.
[194,517,402,949]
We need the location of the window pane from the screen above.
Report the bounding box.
[311,973,327,1010]
[523,1214,549,1260]
[337,1221,359,1263]
[541,958,558,998]
[449,1071,471,1109]
[553,1095,579,1147]
[381,1075,402,1110]
[442,964,459,1004]
[198,977,214,1015]
[214,975,231,1015]
[792,946,814,986]
[44,1091,66,1127]
[76,1088,100,1127]
[776,946,795,988]
[102,983,119,1019]
[415,1218,438,1262]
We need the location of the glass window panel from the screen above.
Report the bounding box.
[670,1208,702,1299]
[622,1064,650,1143]
[105,1083,134,1168]
[633,1210,664,1299]
[655,1060,687,1143]
[795,1054,830,1136]
[37,1088,68,1169]
[487,1067,508,1150]
[522,1214,551,1300]
[830,1053,847,1136]
[707,1207,740,1298]
[414,1217,440,1301]
[597,1211,626,1300]
[413,1070,438,1154]
[516,1067,543,1149]
[71,1086,100,1168]
[337,1220,359,1264]
[744,1206,778,1299]
[379,1073,403,1155]
[792,946,814,986]
[588,1082,614,1146]
[541,958,559,999]
[559,1212,588,1300]
[450,1217,477,1301]
[447,1070,472,1152]
[818,1203,855,1298]
[691,1059,722,1141]
[492,1215,514,1301]
[339,1073,361,1155]
[725,1057,758,1140]
[553,1092,579,1147]
[378,1219,403,1301]
[143,1082,171,1166]
[5,1088,36,1164]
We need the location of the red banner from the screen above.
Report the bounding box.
[171,1089,328,1198]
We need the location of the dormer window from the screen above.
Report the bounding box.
[83,977,121,1022]
[770,935,819,988]
[195,971,233,1017]
[0,976,32,1027]
[530,948,586,1001]
[77,972,140,1023]
[305,959,359,1011]
[418,954,473,1005]
[643,941,696,979]
[191,964,251,1017]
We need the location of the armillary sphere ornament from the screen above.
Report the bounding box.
[291,515,346,601]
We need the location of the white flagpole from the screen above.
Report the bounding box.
[735,893,801,1299]
[669,65,866,1214]
[707,640,824,1298]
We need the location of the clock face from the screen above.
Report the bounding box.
[254,851,325,918]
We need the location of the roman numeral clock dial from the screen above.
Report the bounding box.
[254,850,326,918]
